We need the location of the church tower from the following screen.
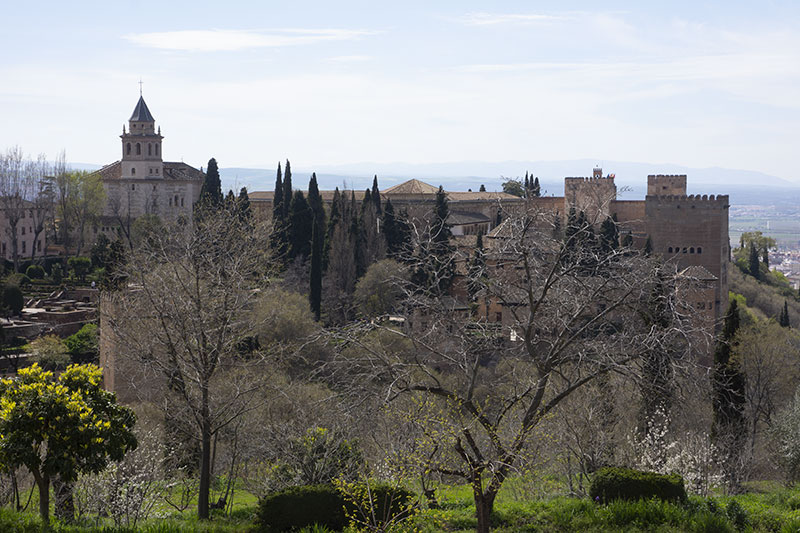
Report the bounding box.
[120,95,164,180]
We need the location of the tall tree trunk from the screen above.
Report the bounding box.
[473,487,496,533]
[33,471,50,524]
[198,387,211,519]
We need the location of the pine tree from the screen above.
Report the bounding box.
[371,175,382,215]
[199,158,223,207]
[288,190,312,260]
[780,300,790,328]
[532,177,541,197]
[749,244,761,280]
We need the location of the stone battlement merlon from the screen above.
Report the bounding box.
[647,174,688,179]
[646,193,729,207]
[564,176,616,183]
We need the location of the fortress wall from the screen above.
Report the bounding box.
[647,174,687,196]
[610,200,646,235]
[646,194,730,320]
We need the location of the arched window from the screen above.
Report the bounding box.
[148,144,152,156]
[136,143,141,155]
[155,144,159,155]
[126,143,131,155]
[690,247,695,253]
[697,247,702,254]
[131,168,135,176]
[668,247,673,253]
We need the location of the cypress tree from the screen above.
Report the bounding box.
[780,300,790,328]
[288,190,312,260]
[426,186,454,293]
[383,198,400,258]
[644,236,653,256]
[282,160,293,221]
[712,299,746,489]
[199,158,223,207]
[599,216,619,254]
[371,175,382,215]
[524,172,530,196]
[467,230,485,302]
[310,217,323,321]
[762,248,770,268]
[324,188,342,270]
[749,244,761,280]
[270,163,286,256]
[238,187,252,223]
[225,189,235,209]
[479,184,486,192]
[532,177,541,197]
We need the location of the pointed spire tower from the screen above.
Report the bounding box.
[121,89,164,180]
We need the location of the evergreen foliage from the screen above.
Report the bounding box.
[749,244,761,280]
[199,158,222,207]
[590,467,687,504]
[479,184,486,192]
[413,186,454,293]
[371,175,382,215]
[712,299,746,489]
[308,174,325,320]
[288,190,312,260]
[0,364,137,522]
[780,300,791,328]
[599,216,619,254]
[282,160,293,221]
[644,236,653,256]
[270,162,286,256]
[238,187,252,223]
[382,199,411,260]
[323,187,342,270]
[532,176,541,197]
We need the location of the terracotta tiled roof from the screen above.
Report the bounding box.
[383,179,440,195]
[678,265,717,281]
[448,211,491,225]
[94,161,203,181]
[163,162,204,181]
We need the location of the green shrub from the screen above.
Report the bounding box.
[256,482,416,533]
[726,499,748,530]
[256,484,347,532]
[68,256,92,283]
[589,467,687,504]
[64,323,99,359]
[3,284,24,316]
[340,481,417,530]
[25,265,45,279]
[51,263,64,284]
[5,273,30,287]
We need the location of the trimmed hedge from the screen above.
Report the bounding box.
[256,484,347,532]
[256,483,416,532]
[590,467,687,504]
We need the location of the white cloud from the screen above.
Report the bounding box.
[124,28,377,52]
[458,12,568,26]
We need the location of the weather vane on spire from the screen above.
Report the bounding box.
[139,78,143,96]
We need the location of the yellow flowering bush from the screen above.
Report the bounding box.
[0,363,137,523]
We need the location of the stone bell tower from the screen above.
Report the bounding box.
[120,92,164,180]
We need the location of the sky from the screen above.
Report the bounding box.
[1,1,799,181]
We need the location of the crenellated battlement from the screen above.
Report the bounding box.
[647,193,729,207]
[565,176,616,183]
[648,174,687,195]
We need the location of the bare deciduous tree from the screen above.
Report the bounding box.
[107,204,274,519]
[330,207,699,533]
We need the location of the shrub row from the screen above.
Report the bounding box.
[256,483,415,532]
[590,467,687,504]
